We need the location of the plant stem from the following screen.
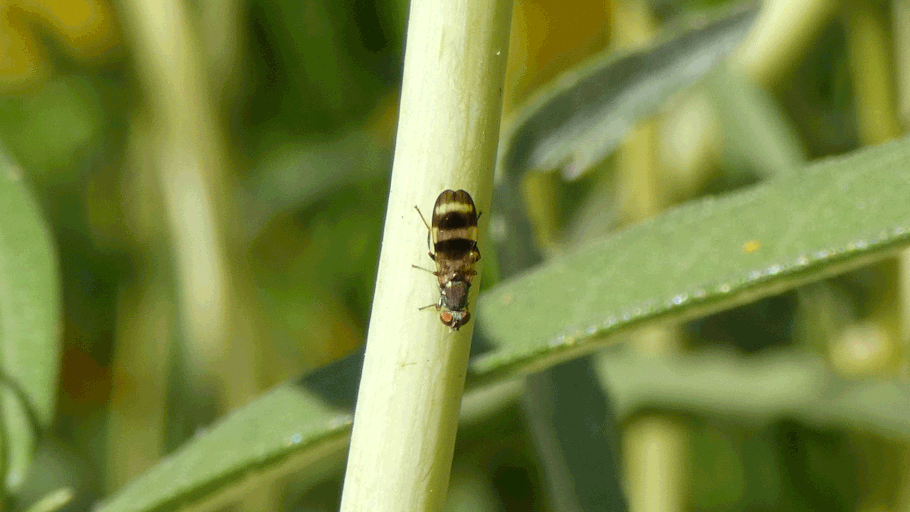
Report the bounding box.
[339,0,513,510]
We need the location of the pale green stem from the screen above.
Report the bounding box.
[894,0,910,125]
[115,0,265,507]
[844,4,910,511]
[732,0,838,86]
[117,0,259,408]
[339,0,513,510]
[613,4,686,512]
[843,0,905,372]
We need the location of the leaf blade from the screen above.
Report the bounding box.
[499,4,760,180]
[97,385,351,512]
[476,135,910,379]
[0,153,61,491]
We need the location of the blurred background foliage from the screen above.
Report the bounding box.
[1,0,909,511]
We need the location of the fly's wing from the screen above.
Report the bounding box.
[429,190,452,248]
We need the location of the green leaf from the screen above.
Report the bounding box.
[97,385,351,512]
[598,349,910,441]
[0,152,61,492]
[498,4,760,180]
[473,135,910,380]
[598,349,826,423]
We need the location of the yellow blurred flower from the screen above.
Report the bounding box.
[0,0,121,90]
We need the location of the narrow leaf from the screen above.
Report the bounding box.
[499,3,760,180]
[97,385,352,512]
[0,152,61,492]
[599,349,910,441]
[474,135,910,380]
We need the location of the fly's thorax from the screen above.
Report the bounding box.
[440,278,470,312]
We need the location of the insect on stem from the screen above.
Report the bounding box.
[413,189,481,331]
